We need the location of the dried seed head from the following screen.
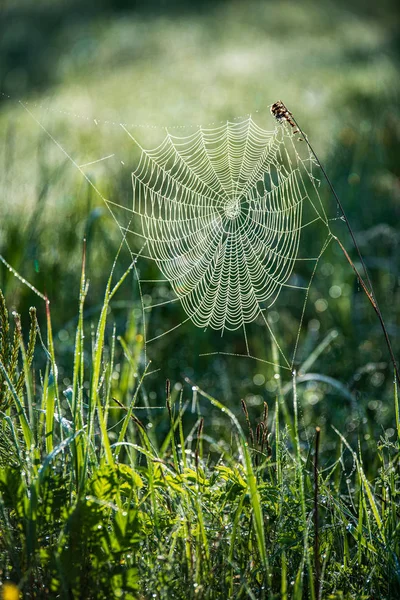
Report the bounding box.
[271,100,299,132]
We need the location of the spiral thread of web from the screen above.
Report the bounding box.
[112,117,328,336]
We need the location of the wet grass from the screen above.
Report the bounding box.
[0,255,399,599]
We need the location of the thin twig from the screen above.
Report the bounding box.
[277,103,399,386]
[289,112,374,296]
[333,236,400,386]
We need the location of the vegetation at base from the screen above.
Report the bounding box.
[0,261,399,599]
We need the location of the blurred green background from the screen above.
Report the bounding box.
[0,0,399,443]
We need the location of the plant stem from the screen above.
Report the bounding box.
[289,109,400,387]
[333,235,400,387]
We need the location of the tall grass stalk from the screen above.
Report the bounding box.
[287,104,400,388]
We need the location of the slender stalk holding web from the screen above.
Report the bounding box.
[272,102,400,386]
[333,235,400,387]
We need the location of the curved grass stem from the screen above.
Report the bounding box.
[285,107,400,387]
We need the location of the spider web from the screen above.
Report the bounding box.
[15,100,336,372]
[105,116,333,370]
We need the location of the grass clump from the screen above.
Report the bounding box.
[0,265,399,600]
